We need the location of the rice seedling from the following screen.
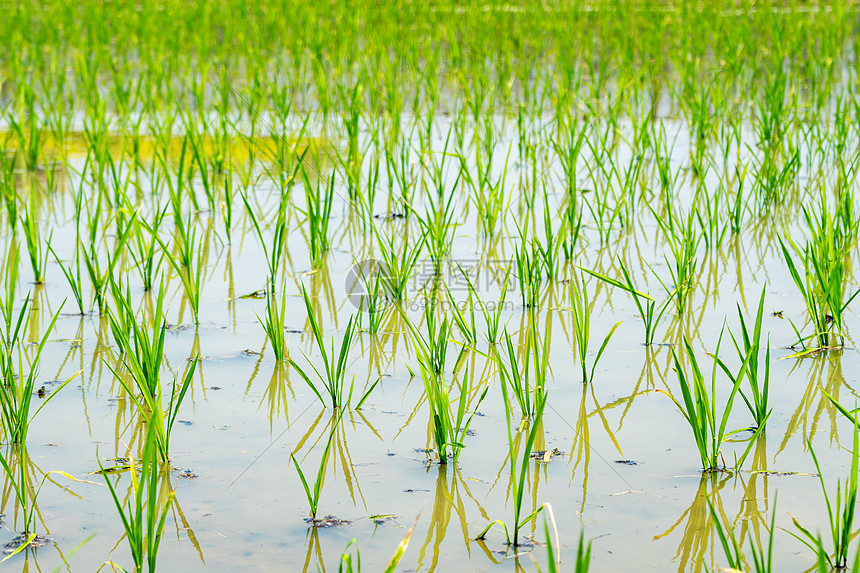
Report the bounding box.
[514,241,542,309]
[581,259,668,346]
[724,287,771,429]
[476,388,547,545]
[19,193,50,285]
[105,281,196,462]
[780,198,859,350]
[99,421,175,573]
[242,192,289,289]
[569,272,622,383]
[657,338,759,472]
[412,190,458,277]
[402,300,486,464]
[653,209,700,315]
[495,322,549,420]
[48,242,86,315]
[290,288,374,410]
[789,424,858,569]
[300,167,336,269]
[372,224,425,302]
[153,219,204,324]
[534,517,592,573]
[0,296,78,445]
[258,283,289,362]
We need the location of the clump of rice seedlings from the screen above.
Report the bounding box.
[476,388,547,545]
[514,240,542,309]
[724,287,771,429]
[654,209,700,315]
[99,421,175,573]
[129,207,167,292]
[258,284,289,362]
[404,303,486,465]
[582,259,669,346]
[242,191,289,290]
[155,218,205,324]
[789,424,858,570]
[48,242,86,315]
[290,288,374,410]
[0,295,78,445]
[495,323,548,420]
[412,190,458,277]
[569,272,622,383]
[19,192,50,285]
[372,224,424,302]
[106,281,196,462]
[780,198,859,350]
[300,168,335,269]
[658,338,760,472]
[710,495,776,572]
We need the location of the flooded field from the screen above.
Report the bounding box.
[1,1,860,571]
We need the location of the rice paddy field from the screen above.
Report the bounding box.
[3,0,860,571]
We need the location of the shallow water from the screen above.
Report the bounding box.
[0,105,858,573]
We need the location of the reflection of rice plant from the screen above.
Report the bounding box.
[789,415,859,569]
[100,422,175,573]
[476,389,547,545]
[292,412,340,521]
[710,496,776,572]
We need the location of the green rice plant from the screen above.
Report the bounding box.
[242,190,289,290]
[292,411,340,521]
[444,280,477,347]
[19,194,50,285]
[581,259,668,346]
[789,424,858,569]
[724,287,771,429]
[99,421,174,573]
[710,495,776,573]
[6,88,42,172]
[658,338,758,472]
[413,350,487,466]
[412,189,458,277]
[48,242,86,315]
[153,220,204,324]
[403,302,486,464]
[372,224,424,302]
[290,288,374,410]
[514,240,542,309]
[495,323,548,420]
[0,296,77,445]
[779,199,859,350]
[476,388,547,545]
[129,207,168,292]
[258,284,289,361]
[569,272,622,383]
[654,209,700,315]
[106,281,196,462]
[300,167,335,269]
